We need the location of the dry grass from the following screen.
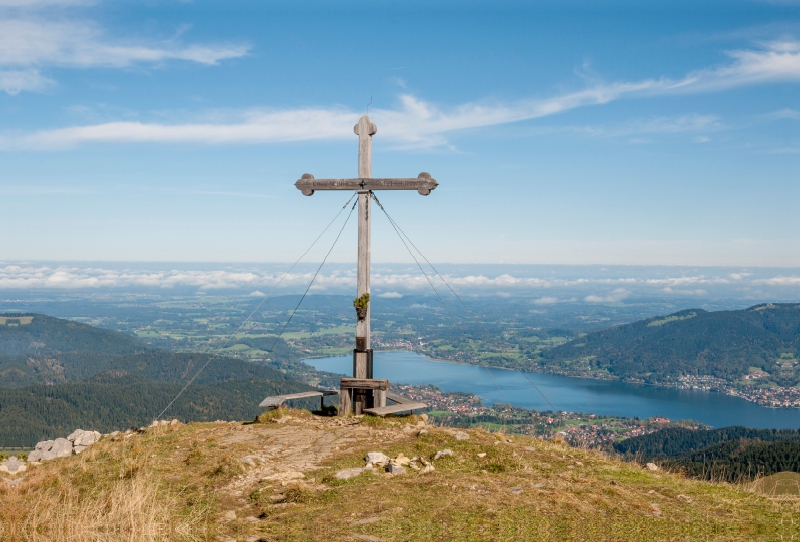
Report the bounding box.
[0,425,214,542]
[2,412,799,541]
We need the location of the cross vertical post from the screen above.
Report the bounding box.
[353,115,376,414]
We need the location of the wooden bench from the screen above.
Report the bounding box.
[385,390,416,404]
[259,390,339,410]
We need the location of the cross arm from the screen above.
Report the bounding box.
[295,172,438,196]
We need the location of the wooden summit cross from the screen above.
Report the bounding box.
[295,114,437,416]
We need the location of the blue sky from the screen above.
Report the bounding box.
[1,0,799,266]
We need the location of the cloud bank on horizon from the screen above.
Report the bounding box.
[0,264,797,303]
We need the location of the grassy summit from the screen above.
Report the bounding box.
[2,411,797,541]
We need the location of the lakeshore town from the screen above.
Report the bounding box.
[669,375,800,409]
[390,383,706,447]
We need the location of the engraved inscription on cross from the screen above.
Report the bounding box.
[295,114,438,415]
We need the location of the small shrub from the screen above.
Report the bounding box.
[353,293,370,310]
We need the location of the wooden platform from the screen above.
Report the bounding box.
[259,390,339,409]
[363,402,428,416]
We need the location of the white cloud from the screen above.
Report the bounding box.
[752,276,800,286]
[584,288,631,303]
[0,17,248,95]
[0,68,53,94]
[9,39,800,147]
[378,291,403,298]
[645,276,730,287]
[533,296,560,305]
[10,107,357,148]
[249,290,265,297]
[0,19,248,69]
[569,114,722,138]
[762,108,800,120]
[673,40,800,92]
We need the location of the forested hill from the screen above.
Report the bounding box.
[0,313,145,357]
[0,314,314,445]
[540,303,800,384]
[614,426,800,481]
[0,373,311,446]
[0,313,297,387]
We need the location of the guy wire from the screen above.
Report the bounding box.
[370,191,512,408]
[227,197,357,413]
[154,193,357,422]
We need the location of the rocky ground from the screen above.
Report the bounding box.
[1,410,798,541]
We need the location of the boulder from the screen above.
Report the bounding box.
[34,439,54,451]
[433,449,454,461]
[67,429,85,442]
[74,430,101,447]
[27,449,43,462]
[454,431,469,441]
[41,438,73,461]
[394,454,410,466]
[646,463,659,471]
[170,419,179,426]
[335,467,365,480]
[73,445,88,454]
[419,465,435,474]
[365,452,390,465]
[386,464,406,476]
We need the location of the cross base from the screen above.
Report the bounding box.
[339,377,388,416]
[338,377,428,417]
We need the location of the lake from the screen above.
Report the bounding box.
[305,351,800,429]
